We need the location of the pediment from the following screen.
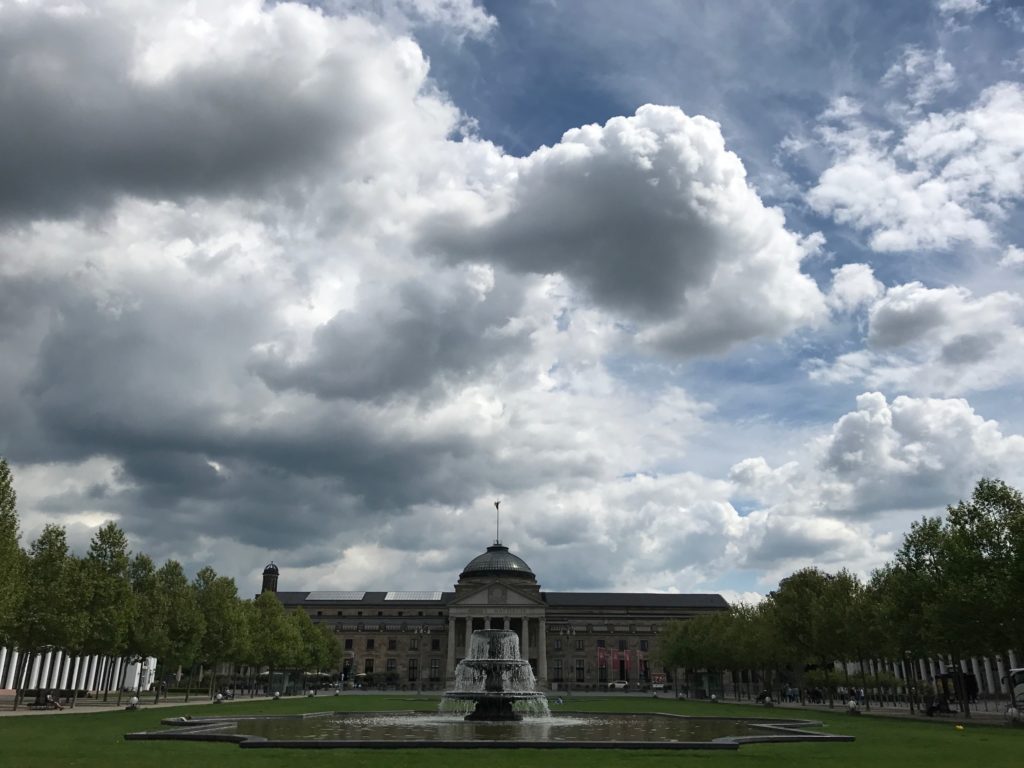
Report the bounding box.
[450,581,544,607]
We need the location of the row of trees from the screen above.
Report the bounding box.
[657,478,1024,717]
[0,459,342,708]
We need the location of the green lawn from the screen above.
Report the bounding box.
[2,694,1020,768]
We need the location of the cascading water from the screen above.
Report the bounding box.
[441,629,550,721]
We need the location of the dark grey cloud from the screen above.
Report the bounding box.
[251,271,530,401]
[0,2,428,219]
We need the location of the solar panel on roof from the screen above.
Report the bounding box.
[306,591,366,601]
[385,591,443,601]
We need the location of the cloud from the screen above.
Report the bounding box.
[422,105,827,356]
[882,46,957,109]
[811,280,1024,394]
[0,0,459,219]
[808,81,1024,252]
[1001,244,1024,266]
[936,0,989,20]
[827,263,884,313]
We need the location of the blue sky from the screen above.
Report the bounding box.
[1,0,1023,602]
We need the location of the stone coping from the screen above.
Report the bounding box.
[125,710,855,750]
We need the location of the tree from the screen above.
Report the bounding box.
[13,525,85,707]
[250,591,300,694]
[0,458,25,647]
[154,560,204,702]
[81,522,133,701]
[125,553,168,695]
[768,568,851,707]
[193,566,243,697]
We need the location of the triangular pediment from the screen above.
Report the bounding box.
[450,581,544,607]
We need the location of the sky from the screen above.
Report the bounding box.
[2,0,1023,604]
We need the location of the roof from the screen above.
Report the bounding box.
[542,592,729,609]
[459,544,536,581]
[274,590,456,606]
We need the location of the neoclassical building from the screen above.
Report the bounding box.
[264,540,729,690]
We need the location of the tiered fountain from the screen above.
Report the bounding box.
[443,629,550,721]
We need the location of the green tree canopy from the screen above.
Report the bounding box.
[0,457,25,646]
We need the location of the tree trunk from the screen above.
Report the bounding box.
[185,663,195,703]
[858,659,870,711]
[11,651,28,711]
[952,654,971,718]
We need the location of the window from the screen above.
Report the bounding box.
[618,639,627,651]
[429,658,441,682]
[366,638,375,650]
[337,611,343,616]
[408,659,419,682]
[552,660,563,682]
[316,610,322,617]
[388,637,397,651]
[640,640,648,652]
[378,611,383,616]
[410,637,420,651]
[386,658,397,673]
[575,659,585,683]
[364,658,374,674]
[554,639,562,651]
[596,638,605,648]
[576,638,584,651]
[431,638,441,651]
[344,639,353,650]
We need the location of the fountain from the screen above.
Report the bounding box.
[442,629,550,721]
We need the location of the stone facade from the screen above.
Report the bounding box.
[266,542,728,690]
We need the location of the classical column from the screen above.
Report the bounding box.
[970,657,983,694]
[521,617,530,661]
[537,617,547,687]
[59,654,71,691]
[87,655,99,691]
[464,616,473,656]
[982,657,996,695]
[28,654,42,689]
[1,649,14,688]
[446,615,458,682]
[0,647,7,685]
[1009,650,1019,669]
[918,658,928,684]
[996,656,1008,694]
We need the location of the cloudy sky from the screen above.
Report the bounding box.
[2,0,1023,603]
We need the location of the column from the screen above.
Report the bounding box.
[521,617,530,662]
[537,617,547,687]
[38,651,53,690]
[48,651,63,689]
[112,658,123,694]
[918,658,928,684]
[59,654,71,691]
[87,655,99,691]
[28,653,42,689]
[982,657,996,696]
[446,615,457,682]
[464,616,472,657]
[1010,650,1019,669]
[4,650,19,689]
[996,656,1009,694]
[970,657,983,695]
[74,656,87,690]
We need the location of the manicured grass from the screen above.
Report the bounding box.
[2,694,1020,768]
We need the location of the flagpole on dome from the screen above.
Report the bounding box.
[494,500,501,545]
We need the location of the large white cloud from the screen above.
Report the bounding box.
[812,274,1024,394]
[808,81,1024,252]
[422,105,828,356]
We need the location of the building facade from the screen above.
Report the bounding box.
[264,541,729,690]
